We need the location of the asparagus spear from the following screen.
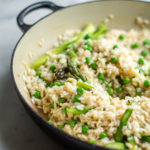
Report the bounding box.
[66,49,77,58]
[32,54,50,69]
[51,23,95,54]
[115,108,133,142]
[92,23,107,40]
[105,142,126,150]
[75,23,95,43]
[67,106,92,115]
[141,135,150,143]
[76,81,94,90]
[67,59,87,82]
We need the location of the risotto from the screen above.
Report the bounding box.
[24,17,150,150]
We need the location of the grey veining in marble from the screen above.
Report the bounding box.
[1,0,150,150]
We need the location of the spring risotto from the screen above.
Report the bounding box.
[24,17,150,150]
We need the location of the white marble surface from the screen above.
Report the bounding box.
[0,1,92,150]
[1,0,150,150]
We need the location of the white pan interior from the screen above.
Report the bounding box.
[12,0,150,119]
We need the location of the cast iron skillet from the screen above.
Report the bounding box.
[11,1,150,150]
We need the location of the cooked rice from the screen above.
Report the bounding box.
[24,19,150,150]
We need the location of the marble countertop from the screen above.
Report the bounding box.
[0,0,150,150]
[0,1,91,150]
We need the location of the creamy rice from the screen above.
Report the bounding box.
[24,19,150,150]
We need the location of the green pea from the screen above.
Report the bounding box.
[84,33,92,40]
[85,41,92,52]
[111,57,118,63]
[119,34,125,40]
[141,50,148,57]
[116,87,123,93]
[48,121,53,125]
[113,44,119,49]
[85,41,91,47]
[85,57,91,64]
[131,42,139,49]
[138,57,144,65]
[123,77,130,84]
[90,61,97,69]
[34,90,40,98]
[73,96,80,102]
[97,73,105,80]
[55,82,65,86]
[77,87,84,96]
[75,117,80,122]
[82,125,89,133]
[58,97,66,103]
[107,88,114,95]
[144,80,150,87]
[69,120,76,127]
[99,132,108,139]
[143,39,150,46]
[36,71,41,77]
[50,65,56,72]
[46,83,55,88]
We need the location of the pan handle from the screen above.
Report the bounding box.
[17,1,63,32]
